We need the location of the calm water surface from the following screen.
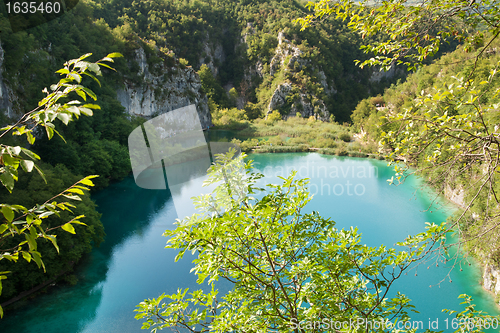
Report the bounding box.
[1,153,498,332]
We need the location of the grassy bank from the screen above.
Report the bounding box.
[211,115,384,158]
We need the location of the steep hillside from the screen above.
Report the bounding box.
[351,37,500,300]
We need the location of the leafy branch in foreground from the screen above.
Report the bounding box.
[0,52,122,317]
[135,152,453,333]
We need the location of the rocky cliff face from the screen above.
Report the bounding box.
[199,34,226,77]
[483,263,500,298]
[444,184,465,208]
[265,32,332,121]
[443,182,500,303]
[117,47,211,128]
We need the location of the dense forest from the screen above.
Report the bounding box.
[0,0,474,314]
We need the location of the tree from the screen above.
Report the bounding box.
[0,52,122,317]
[135,150,451,332]
[296,0,500,263]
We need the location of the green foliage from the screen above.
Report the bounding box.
[243,102,262,120]
[225,116,374,156]
[198,64,229,108]
[211,107,249,130]
[338,132,351,142]
[0,165,103,303]
[297,0,496,71]
[265,110,282,124]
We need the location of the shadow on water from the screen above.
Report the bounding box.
[0,175,172,333]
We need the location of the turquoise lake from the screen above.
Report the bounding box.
[1,153,499,332]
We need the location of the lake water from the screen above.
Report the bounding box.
[1,153,498,332]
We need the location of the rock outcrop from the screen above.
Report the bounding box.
[266,82,329,121]
[269,32,305,77]
[483,263,500,296]
[117,47,211,128]
[264,32,332,121]
[369,62,399,83]
[267,82,292,112]
[199,34,226,77]
[444,184,465,208]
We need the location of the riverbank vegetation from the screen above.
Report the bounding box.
[211,113,381,157]
[307,0,500,302]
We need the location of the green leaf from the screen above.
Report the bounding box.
[21,148,40,160]
[79,177,95,186]
[55,68,70,74]
[25,233,37,251]
[67,105,80,116]
[2,205,14,222]
[45,125,54,140]
[33,164,47,184]
[76,53,92,62]
[22,251,31,263]
[26,132,35,145]
[2,154,19,168]
[79,107,93,116]
[68,73,82,83]
[88,63,102,76]
[61,223,76,234]
[76,89,86,101]
[20,159,34,173]
[0,224,8,234]
[57,112,71,125]
[98,62,116,71]
[83,72,101,86]
[8,146,21,156]
[45,235,59,253]
[82,104,101,109]
[31,251,45,272]
[0,172,15,192]
[81,87,97,100]
[66,188,84,195]
[62,194,82,201]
